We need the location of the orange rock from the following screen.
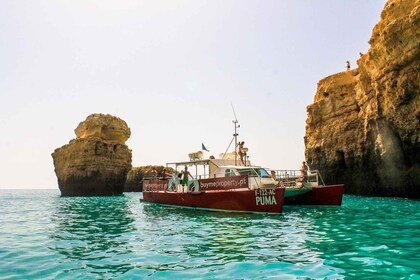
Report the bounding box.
[305,0,419,198]
[52,114,132,196]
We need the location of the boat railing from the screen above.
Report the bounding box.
[272,169,323,187]
[313,170,326,186]
[143,176,175,180]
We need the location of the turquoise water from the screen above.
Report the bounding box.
[0,190,419,279]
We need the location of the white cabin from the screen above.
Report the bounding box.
[166,159,277,190]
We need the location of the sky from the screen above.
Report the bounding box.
[0,0,386,189]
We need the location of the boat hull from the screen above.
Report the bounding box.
[141,188,285,214]
[284,184,344,206]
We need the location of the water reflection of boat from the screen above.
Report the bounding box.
[141,159,285,214]
[272,169,344,206]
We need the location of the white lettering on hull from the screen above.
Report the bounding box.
[255,194,277,206]
[255,189,277,206]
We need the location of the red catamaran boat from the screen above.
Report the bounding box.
[141,159,285,214]
[141,116,343,212]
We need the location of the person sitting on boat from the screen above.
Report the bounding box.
[271,170,277,180]
[162,168,171,179]
[299,161,309,182]
[150,168,158,178]
[182,166,193,186]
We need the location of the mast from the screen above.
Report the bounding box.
[231,102,240,166]
[233,119,239,165]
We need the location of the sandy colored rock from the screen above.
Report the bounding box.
[305,0,419,198]
[75,113,131,144]
[52,114,132,196]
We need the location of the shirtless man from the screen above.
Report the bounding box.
[271,170,277,180]
[238,141,245,165]
[182,166,193,186]
[299,161,309,182]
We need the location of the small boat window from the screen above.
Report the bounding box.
[237,169,258,177]
[237,168,271,178]
[225,169,235,177]
[254,168,272,178]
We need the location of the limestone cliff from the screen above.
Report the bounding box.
[52,114,132,196]
[305,0,419,198]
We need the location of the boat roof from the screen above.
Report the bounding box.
[216,165,263,169]
[166,159,213,166]
[166,159,262,169]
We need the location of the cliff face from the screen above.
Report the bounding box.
[52,114,132,196]
[305,0,419,197]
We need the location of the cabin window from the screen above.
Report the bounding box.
[237,168,271,178]
[225,169,234,177]
[255,168,271,178]
[237,169,257,177]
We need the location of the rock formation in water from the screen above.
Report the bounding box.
[52,114,132,196]
[124,166,175,192]
[305,0,419,198]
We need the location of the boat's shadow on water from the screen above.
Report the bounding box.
[141,202,265,220]
[48,195,136,278]
[140,202,328,263]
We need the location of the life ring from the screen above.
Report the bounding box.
[168,179,178,192]
[188,180,199,192]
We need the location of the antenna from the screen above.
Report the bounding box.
[231,102,239,123]
[221,103,242,164]
[231,102,240,165]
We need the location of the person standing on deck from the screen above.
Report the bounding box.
[182,166,193,186]
[237,141,246,165]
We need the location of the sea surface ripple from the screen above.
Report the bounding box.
[0,189,419,279]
